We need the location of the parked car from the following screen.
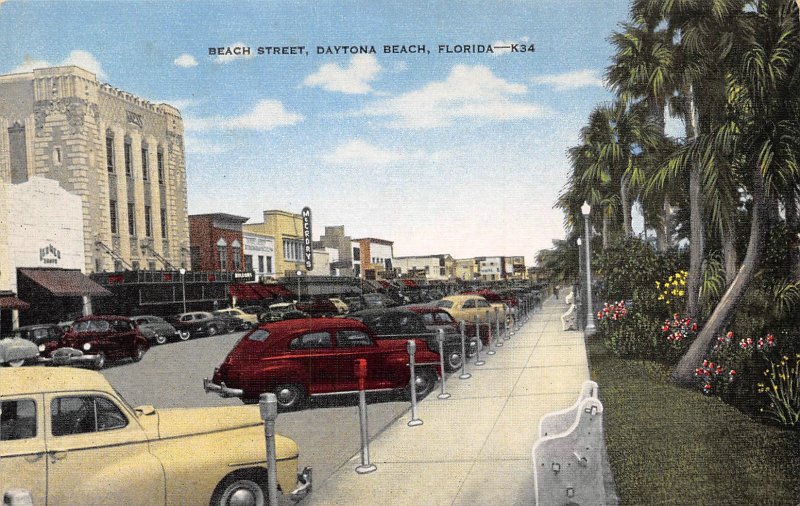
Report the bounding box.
[237,306,267,321]
[258,302,308,323]
[434,294,507,325]
[12,323,64,357]
[343,296,365,312]
[167,311,226,339]
[205,317,441,409]
[401,304,480,357]
[214,307,259,325]
[212,310,253,333]
[349,308,471,372]
[52,315,150,369]
[131,315,184,345]
[361,292,399,309]
[328,297,349,314]
[294,297,339,317]
[0,367,312,505]
[0,337,40,367]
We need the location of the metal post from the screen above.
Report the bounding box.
[406,340,423,426]
[179,268,187,313]
[503,313,511,340]
[494,308,503,347]
[354,358,377,473]
[459,320,471,379]
[436,329,451,399]
[259,393,279,506]
[583,208,597,335]
[474,315,485,366]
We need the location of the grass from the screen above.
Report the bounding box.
[588,338,800,505]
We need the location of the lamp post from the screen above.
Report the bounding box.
[296,270,302,302]
[581,202,596,335]
[179,268,187,313]
[577,237,584,331]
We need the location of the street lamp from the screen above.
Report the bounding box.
[296,270,302,302]
[179,268,187,313]
[581,202,596,335]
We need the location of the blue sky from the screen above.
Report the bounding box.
[0,0,637,262]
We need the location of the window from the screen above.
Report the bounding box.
[232,242,242,271]
[245,254,253,272]
[290,331,332,349]
[141,147,149,180]
[109,199,118,234]
[462,300,476,309]
[476,299,491,308]
[157,150,164,184]
[160,209,167,238]
[353,247,360,258]
[247,329,270,342]
[144,206,152,237]
[148,261,156,271]
[440,268,446,276]
[265,256,272,273]
[0,399,37,440]
[283,238,303,262]
[106,133,114,172]
[51,396,128,436]
[337,330,372,347]
[124,139,132,176]
[218,245,228,270]
[127,202,136,236]
[257,255,264,273]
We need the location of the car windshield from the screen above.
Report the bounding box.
[247,329,270,342]
[435,300,453,309]
[73,320,110,333]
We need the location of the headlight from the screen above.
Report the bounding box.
[38,344,45,352]
[83,343,91,351]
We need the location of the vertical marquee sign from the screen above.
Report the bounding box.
[302,207,313,270]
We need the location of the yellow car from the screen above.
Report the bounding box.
[216,307,260,325]
[434,294,507,325]
[328,297,349,314]
[0,367,311,505]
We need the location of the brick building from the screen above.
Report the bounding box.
[189,213,248,272]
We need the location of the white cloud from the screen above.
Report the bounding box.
[184,99,303,132]
[491,36,531,56]
[184,136,229,155]
[355,65,551,129]
[321,139,430,166]
[213,42,255,64]
[532,69,604,91]
[173,54,198,68]
[9,50,107,80]
[303,54,381,94]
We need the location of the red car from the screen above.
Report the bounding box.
[52,315,150,369]
[204,318,441,409]
[294,297,339,317]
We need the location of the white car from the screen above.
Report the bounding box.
[0,337,40,367]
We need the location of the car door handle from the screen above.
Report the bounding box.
[48,450,68,463]
[24,452,45,463]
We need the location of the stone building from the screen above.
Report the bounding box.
[0,65,190,274]
[313,225,355,276]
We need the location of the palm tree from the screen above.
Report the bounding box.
[672,0,800,383]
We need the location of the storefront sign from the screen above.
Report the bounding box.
[39,243,61,265]
[302,207,313,270]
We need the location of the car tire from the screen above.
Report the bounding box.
[6,359,25,367]
[178,330,191,341]
[207,324,219,337]
[273,384,305,411]
[408,367,436,399]
[210,474,266,506]
[445,350,463,372]
[154,333,168,345]
[133,345,146,362]
[94,352,106,370]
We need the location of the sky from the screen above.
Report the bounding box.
[0,0,641,263]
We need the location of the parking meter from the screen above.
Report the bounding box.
[258,393,279,506]
[436,329,451,399]
[406,339,423,426]
[355,358,367,392]
[354,358,376,473]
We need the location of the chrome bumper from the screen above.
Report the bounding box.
[290,466,312,501]
[202,377,244,398]
[50,347,99,366]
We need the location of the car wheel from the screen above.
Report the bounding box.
[154,333,168,345]
[94,352,106,370]
[445,350,463,372]
[211,475,265,506]
[178,330,191,341]
[274,384,305,411]
[6,359,25,367]
[207,324,219,337]
[408,367,436,399]
[133,345,146,362]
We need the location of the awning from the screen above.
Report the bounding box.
[229,283,269,302]
[0,296,30,310]
[265,284,295,299]
[402,279,419,288]
[19,268,111,297]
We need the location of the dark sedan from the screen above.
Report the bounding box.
[167,312,227,339]
[131,315,185,344]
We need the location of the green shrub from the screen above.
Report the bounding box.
[603,310,663,359]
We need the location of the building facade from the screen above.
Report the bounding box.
[354,238,394,279]
[313,225,354,276]
[243,230,275,281]
[454,258,480,281]
[0,65,190,273]
[189,213,248,273]
[243,210,308,277]
[393,254,454,281]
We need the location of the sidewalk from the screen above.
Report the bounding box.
[302,297,600,506]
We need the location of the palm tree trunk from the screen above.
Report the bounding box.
[685,84,703,319]
[786,187,800,279]
[722,224,738,286]
[672,166,767,384]
[621,175,633,237]
[602,212,610,250]
[659,198,672,251]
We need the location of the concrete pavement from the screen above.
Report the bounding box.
[301,296,608,506]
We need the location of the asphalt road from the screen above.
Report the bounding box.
[101,330,413,500]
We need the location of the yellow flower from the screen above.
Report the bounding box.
[658,295,664,300]
[678,290,684,296]
[666,300,671,305]
[655,281,660,288]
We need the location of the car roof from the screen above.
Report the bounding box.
[73,315,132,322]
[349,308,418,318]
[16,324,60,330]
[0,367,113,397]
[440,294,485,302]
[399,304,445,314]
[263,317,368,333]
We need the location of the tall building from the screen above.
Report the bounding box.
[0,65,190,274]
[313,225,354,276]
[244,210,307,277]
[353,238,394,280]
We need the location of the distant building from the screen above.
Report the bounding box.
[354,238,394,279]
[243,230,275,281]
[394,254,454,281]
[244,210,307,277]
[189,213,249,274]
[313,225,354,276]
[454,258,480,281]
[0,65,190,273]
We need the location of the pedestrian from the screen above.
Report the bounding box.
[554,284,559,300]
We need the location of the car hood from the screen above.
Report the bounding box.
[154,405,267,438]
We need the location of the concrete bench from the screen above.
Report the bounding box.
[532,380,605,505]
[560,303,577,331]
[565,291,574,305]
